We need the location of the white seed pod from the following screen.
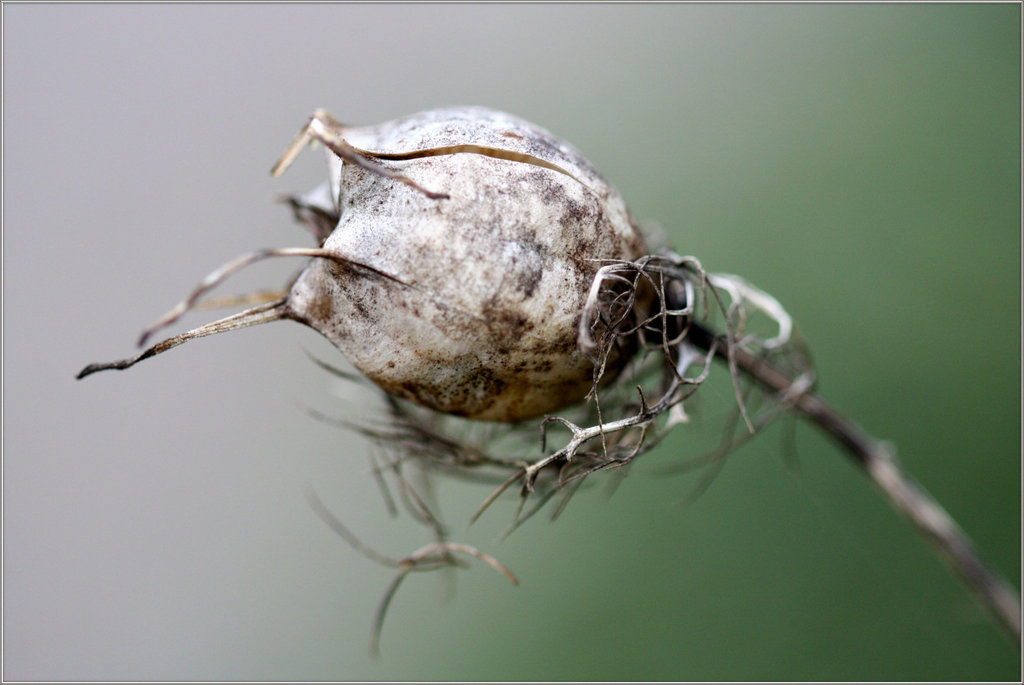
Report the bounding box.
[79,107,649,422]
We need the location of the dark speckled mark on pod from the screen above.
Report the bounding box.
[515,261,542,298]
[560,196,594,227]
[305,280,336,327]
[530,170,563,206]
[511,233,545,298]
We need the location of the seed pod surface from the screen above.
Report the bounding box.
[286,107,647,421]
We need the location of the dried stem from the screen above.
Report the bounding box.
[685,322,1022,644]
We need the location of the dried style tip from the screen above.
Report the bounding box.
[76,300,289,379]
[272,109,450,199]
[76,247,409,379]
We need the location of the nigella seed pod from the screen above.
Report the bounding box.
[75,106,1021,653]
[79,107,649,421]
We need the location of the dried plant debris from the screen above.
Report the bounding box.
[339,251,814,525]
[77,107,814,649]
[84,107,1017,649]
[297,248,812,648]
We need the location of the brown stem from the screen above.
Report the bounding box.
[687,323,1022,645]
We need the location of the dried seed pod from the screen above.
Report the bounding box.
[78,107,649,421]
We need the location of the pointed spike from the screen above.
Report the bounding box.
[77,300,288,380]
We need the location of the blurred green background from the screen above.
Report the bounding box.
[4,3,1019,681]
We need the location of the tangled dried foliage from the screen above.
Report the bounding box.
[304,248,816,649]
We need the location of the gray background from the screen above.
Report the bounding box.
[4,4,1020,681]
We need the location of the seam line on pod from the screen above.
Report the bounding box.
[356,144,587,188]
